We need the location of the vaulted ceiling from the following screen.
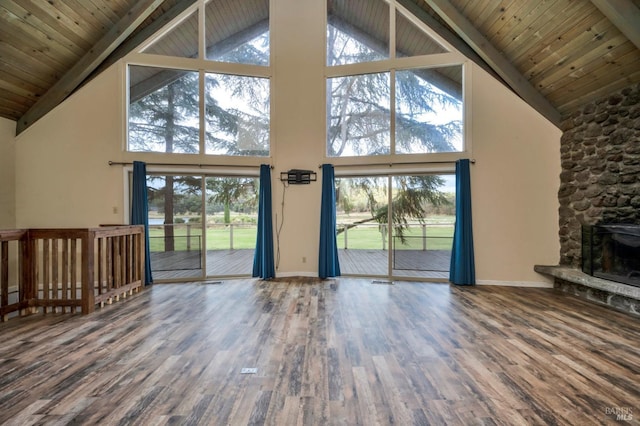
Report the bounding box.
[1,0,639,135]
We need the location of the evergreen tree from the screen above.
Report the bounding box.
[327,24,458,242]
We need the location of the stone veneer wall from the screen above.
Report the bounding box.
[558,83,640,268]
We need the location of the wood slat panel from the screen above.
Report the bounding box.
[482,0,543,46]
[530,27,627,90]
[490,1,558,51]
[554,66,640,113]
[0,1,91,53]
[510,1,596,67]
[0,24,73,76]
[25,0,110,43]
[543,42,640,98]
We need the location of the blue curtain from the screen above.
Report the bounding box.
[131,161,153,285]
[253,164,275,279]
[449,159,475,285]
[318,164,341,279]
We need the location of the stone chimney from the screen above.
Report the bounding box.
[558,83,640,268]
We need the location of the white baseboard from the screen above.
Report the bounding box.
[476,280,554,288]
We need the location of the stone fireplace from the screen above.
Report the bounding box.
[558,83,640,267]
[541,82,640,314]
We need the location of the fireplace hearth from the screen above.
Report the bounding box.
[582,224,640,288]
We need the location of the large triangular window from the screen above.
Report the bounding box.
[327,0,389,66]
[205,0,270,66]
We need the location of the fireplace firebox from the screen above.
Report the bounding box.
[582,224,640,288]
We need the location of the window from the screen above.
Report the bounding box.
[395,67,462,154]
[327,73,390,156]
[327,0,389,66]
[205,0,270,65]
[127,0,271,156]
[326,1,464,158]
[205,73,270,156]
[128,67,200,154]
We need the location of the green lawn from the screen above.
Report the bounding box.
[337,224,454,250]
[148,221,454,252]
[148,224,257,252]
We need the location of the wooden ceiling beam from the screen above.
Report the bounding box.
[15,0,166,135]
[422,0,563,127]
[590,0,640,50]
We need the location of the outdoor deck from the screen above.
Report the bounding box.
[151,249,451,281]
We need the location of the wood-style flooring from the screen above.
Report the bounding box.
[0,278,639,425]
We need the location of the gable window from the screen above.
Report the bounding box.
[326,1,464,158]
[127,0,271,156]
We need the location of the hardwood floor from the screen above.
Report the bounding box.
[0,278,639,425]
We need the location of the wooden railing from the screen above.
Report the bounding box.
[0,226,145,321]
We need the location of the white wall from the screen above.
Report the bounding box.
[270,0,326,274]
[15,67,126,228]
[13,0,561,284]
[0,117,16,229]
[470,67,561,285]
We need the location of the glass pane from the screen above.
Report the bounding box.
[143,10,198,58]
[395,66,463,154]
[391,174,455,279]
[147,175,203,280]
[327,0,389,65]
[128,66,200,154]
[327,72,390,157]
[396,10,448,57]
[205,176,259,276]
[205,73,270,156]
[335,176,389,276]
[205,0,270,65]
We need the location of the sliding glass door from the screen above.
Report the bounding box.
[391,175,455,279]
[336,173,455,280]
[143,173,258,281]
[147,175,204,280]
[335,176,389,276]
[204,176,258,277]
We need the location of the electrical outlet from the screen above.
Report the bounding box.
[112,206,118,214]
[302,256,306,263]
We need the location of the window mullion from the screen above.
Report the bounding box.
[199,70,206,155]
[198,1,205,60]
[198,1,205,156]
[390,69,396,155]
[389,1,396,59]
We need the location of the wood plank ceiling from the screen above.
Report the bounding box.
[0,0,639,134]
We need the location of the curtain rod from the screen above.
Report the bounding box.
[108,161,272,169]
[318,159,475,168]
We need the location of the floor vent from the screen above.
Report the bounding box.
[199,280,223,285]
[371,280,394,285]
[240,368,258,374]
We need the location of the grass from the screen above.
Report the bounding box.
[148,220,454,252]
[148,224,257,252]
[337,223,453,250]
